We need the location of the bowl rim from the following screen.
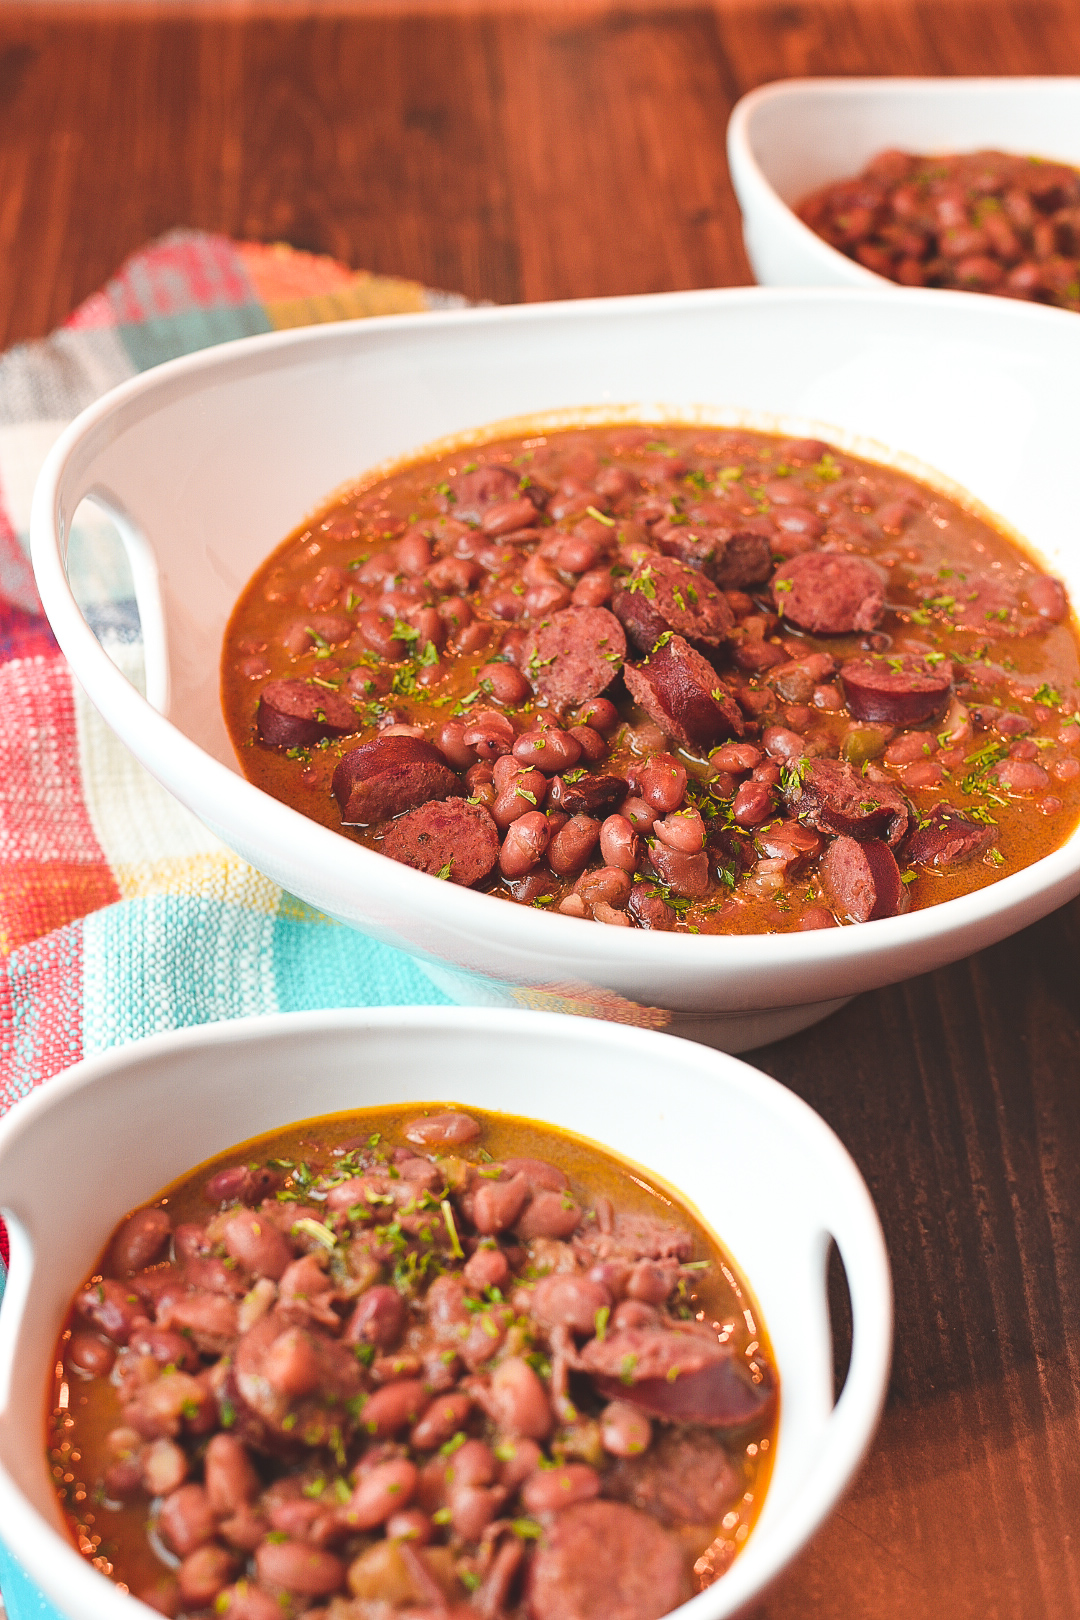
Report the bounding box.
[727,74,1080,291]
[0,1006,894,1620]
[28,284,1080,991]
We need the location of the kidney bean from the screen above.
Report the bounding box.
[142,1438,188,1498]
[462,709,515,760]
[762,725,806,761]
[599,814,639,872]
[521,1464,601,1515]
[526,581,573,616]
[513,728,583,775]
[531,1274,612,1336]
[575,866,632,909]
[221,1212,292,1281]
[1053,756,1080,782]
[177,1546,237,1609]
[574,696,619,732]
[458,621,492,653]
[76,1278,145,1345]
[992,758,1050,793]
[600,1400,653,1458]
[473,1173,531,1234]
[638,753,687,813]
[709,741,761,774]
[627,1260,677,1304]
[495,1439,542,1492]
[160,1484,217,1557]
[386,1509,433,1545]
[627,885,676,930]
[490,1358,554,1440]
[436,590,475,628]
[478,662,531,705]
[355,610,411,660]
[410,1393,473,1452]
[443,1438,496,1490]
[361,1381,430,1439]
[884,731,936,766]
[568,724,608,762]
[466,761,496,796]
[516,1188,582,1241]
[481,496,539,536]
[612,1299,660,1332]
[463,1246,510,1292]
[345,1285,406,1351]
[256,1541,346,1597]
[648,843,710,899]
[111,1207,172,1275]
[262,1326,321,1400]
[548,813,601,874]
[405,1111,481,1146]
[653,807,706,853]
[104,1454,145,1499]
[799,905,839,930]
[1027,573,1068,622]
[732,780,776,829]
[340,1458,419,1533]
[499,813,552,878]
[68,1330,116,1377]
[559,893,586,918]
[379,723,426,740]
[449,1483,504,1541]
[492,768,547,831]
[572,569,614,607]
[594,901,631,925]
[202,1166,249,1205]
[621,795,657,832]
[217,1585,282,1620]
[299,564,347,609]
[411,607,446,652]
[902,760,944,789]
[396,532,432,575]
[498,628,528,667]
[205,1434,260,1516]
[434,720,478,772]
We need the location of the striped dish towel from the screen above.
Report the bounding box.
[0,232,476,1295]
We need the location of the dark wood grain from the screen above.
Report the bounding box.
[3,3,1080,1616]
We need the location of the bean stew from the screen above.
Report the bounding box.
[221,422,1080,932]
[50,1105,777,1620]
[796,148,1080,307]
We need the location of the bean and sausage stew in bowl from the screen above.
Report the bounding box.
[52,1105,777,1620]
[221,422,1080,932]
[796,148,1080,308]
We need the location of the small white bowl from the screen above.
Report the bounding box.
[0,1008,892,1620]
[727,76,1080,289]
[29,287,1080,1049]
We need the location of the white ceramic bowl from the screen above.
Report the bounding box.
[0,1007,893,1620]
[727,76,1080,290]
[29,288,1080,1049]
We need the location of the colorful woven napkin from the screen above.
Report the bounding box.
[0,231,485,1291]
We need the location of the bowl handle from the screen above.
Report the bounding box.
[81,485,171,717]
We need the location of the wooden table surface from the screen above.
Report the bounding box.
[4,3,1080,1616]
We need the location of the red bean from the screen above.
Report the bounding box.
[600,1400,652,1458]
[160,1484,217,1557]
[262,1327,320,1399]
[709,741,761,774]
[522,1465,601,1515]
[903,760,944,789]
[450,1483,504,1540]
[404,1111,481,1146]
[458,621,491,654]
[799,905,839,930]
[653,807,705,852]
[752,760,782,786]
[732,780,776,828]
[344,1285,406,1351]
[462,709,515,760]
[473,1173,531,1234]
[68,1331,116,1377]
[621,795,657,832]
[490,1358,554,1440]
[992,758,1050,793]
[531,1274,612,1335]
[497,1438,543,1491]
[176,1546,237,1608]
[76,1278,145,1346]
[447,1439,497,1488]
[599,814,640,873]
[205,1434,260,1516]
[436,590,475,626]
[513,729,583,775]
[575,697,620,732]
[396,532,432,575]
[221,1212,293,1281]
[885,731,936,766]
[762,726,806,761]
[342,1459,418,1531]
[572,569,614,607]
[575,866,632,909]
[548,813,601,875]
[142,1438,188,1498]
[492,767,548,831]
[386,1509,433,1544]
[525,581,572,616]
[515,1188,582,1241]
[463,1247,511,1292]
[255,1542,346,1597]
[437,720,480,771]
[111,1207,172,1274]
[499,812,552,878]
[217,1585,283,1620]
[478,662,531,705]
[568,724,608,762]
[356,610,410,660]
[638,753,687,813]
[1053,757,1080,782]
[299,565,347,609]
[360,1380,430,1438]
[411,1393,474,1451]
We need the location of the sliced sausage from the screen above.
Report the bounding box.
[524,1500,689,1620]
[614,557,732,652]
[771,552,886,634]
[333,736,461,825]
[820,835,908,923]
[257,679,360,748]
[656,523,773,589]
[522,607,626,708]
[840,655,953,725]
[903,803,999,867]
[379,799,500,887]
[604,1428,739,1527]
[623,634,743,750]
[784,757,910,846]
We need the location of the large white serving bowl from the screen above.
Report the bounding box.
[0,1007,893,1620]
[727,76,1080,290]
[29,287,1080,1049]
